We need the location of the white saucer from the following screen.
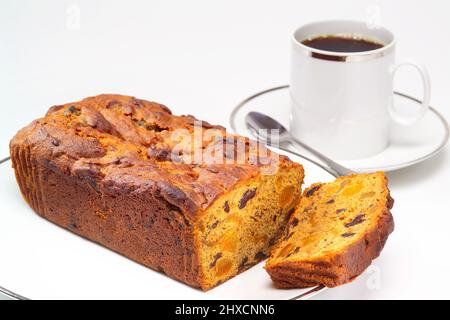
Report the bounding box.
[230,86,449,172]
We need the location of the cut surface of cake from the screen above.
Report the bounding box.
[265,172,394,288]
[10,94,304,291]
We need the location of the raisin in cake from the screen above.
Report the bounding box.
[10,94,304,291]
[265,172,394,288]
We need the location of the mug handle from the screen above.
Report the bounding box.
[389,59,431,125]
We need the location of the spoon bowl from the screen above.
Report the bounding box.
[245,112,291,145]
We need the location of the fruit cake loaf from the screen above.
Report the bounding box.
[10,94,304,291]
[265,172,394,288]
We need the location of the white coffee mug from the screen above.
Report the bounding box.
[290,20,431,160]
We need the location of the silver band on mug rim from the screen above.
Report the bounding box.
[291,37,395,62]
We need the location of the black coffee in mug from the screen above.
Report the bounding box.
[302,35,384,52]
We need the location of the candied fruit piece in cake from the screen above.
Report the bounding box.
[265,172,394,288]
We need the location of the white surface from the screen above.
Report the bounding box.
[1,0,450,299]
[231,87,448,172]
[0,150,333,300]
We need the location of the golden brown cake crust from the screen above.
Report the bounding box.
[12,95,284,218]
[10,94,300,290]
[265,174,394,288]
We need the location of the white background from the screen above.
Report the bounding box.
[1,0,449,299]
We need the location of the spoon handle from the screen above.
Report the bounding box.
[288,138,355,176]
